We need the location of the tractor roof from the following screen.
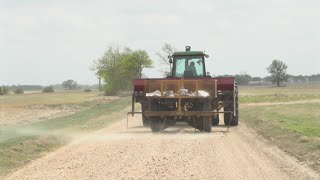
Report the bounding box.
[172,51,205,56]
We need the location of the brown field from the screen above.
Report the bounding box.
[0,92,117,126]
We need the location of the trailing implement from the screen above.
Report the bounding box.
[129,46,239,132]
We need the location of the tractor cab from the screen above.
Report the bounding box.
[169,46,209,78]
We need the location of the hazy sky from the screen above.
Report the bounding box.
[1,0,319,85]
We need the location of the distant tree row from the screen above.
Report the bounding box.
[0,81,98,95]
[216,73,320,86]
[288,74,320,83]
[1,85,42,91]
[91,45,152,95]
[0,86,24,95]
[217,60,315,86]
[217,60,289,86]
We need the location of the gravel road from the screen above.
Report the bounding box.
[6,115,319,180]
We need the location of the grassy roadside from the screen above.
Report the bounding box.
[240,94,320,103]
[0,92,98,108]
[0,96,131,178]
[239,85,320,173]
[239,85,320,103]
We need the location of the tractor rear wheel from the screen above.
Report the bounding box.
[142,115,150,127]
[150,118,162,132]
[212,115,219,126]
[203,117,212,132]
[189,101,212,132]
[150,118,170,132]
[141,104,150,127]
[224,85,239,126]
[224,112,238,126]
[192,117,212,132]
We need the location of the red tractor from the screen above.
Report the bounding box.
[130,46,238,132]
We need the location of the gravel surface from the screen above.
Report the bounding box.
[6,115,319,180]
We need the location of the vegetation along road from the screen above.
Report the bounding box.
[2,85,320,179]
[5,114,319,179]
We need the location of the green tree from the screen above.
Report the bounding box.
[14,87,24,94]
[132,50,153,78]
[267,59,289,87]
[62,79,78,89]
[235,74,252,85]
[2,86,10,94]
[92,45,152,95]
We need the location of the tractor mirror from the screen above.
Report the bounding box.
[168,56,173,64]
[205,54,209,58]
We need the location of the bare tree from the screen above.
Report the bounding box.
[156,43,176,76]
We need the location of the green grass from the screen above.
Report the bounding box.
[0,92,98,108]
[0,96,131,178]
[240,94,320,103]
[239,85,320,103]
[239,84,320,96]
[239,85,320,172]
[241,104,320,171]
[0,135,64,176]
[241,103,320,137]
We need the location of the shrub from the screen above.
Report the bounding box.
[14,87,24,94]
[0,87,9,95]
[3,87,9,95]
[42,86,54,93]
[104,84,118,95]
[84,88,92,92]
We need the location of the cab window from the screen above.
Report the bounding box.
[174,56,204,77]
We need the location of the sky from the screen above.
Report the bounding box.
[0,0,319,85]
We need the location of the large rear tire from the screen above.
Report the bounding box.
[224,85,239,126]
[203,117,212,132]
[189,101,212,132]
[141,105,150,127]
[150,118,170,132]
[142,116,150,127]
[212,115,219,126]
[192,117,212,132]
[224,112,238,126]
[150,118,162,132]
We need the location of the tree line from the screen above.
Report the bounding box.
[217,73,320,86]
[0,80,95,95]
[90,44,320,94]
